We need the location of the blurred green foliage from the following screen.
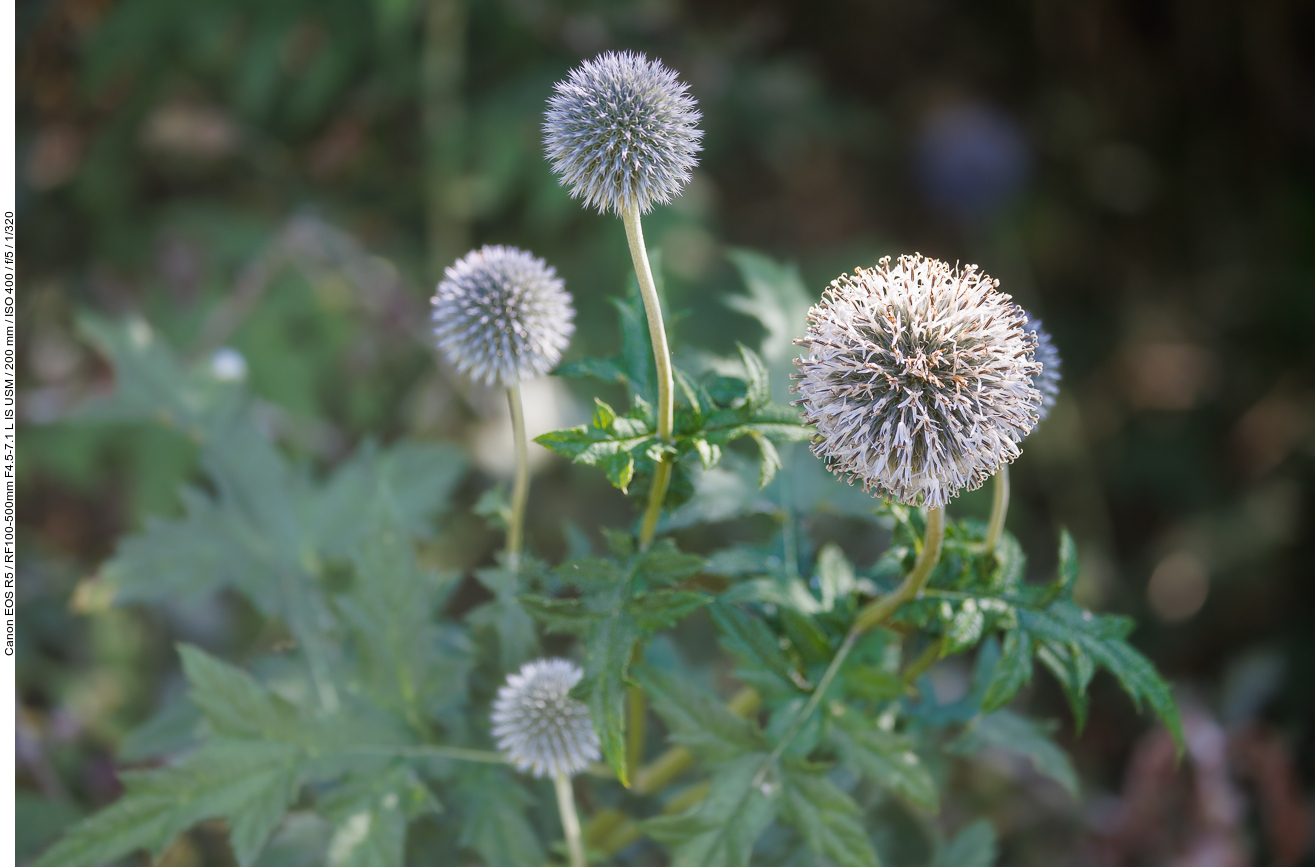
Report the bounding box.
[16,0,1315,865]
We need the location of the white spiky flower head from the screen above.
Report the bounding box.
[544,51,703,216]
[1024,315,1062,422]
[792,254,1042,508]
[491,658,600,779]
[431,245,575,387]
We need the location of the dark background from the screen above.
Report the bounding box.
[15,0,1315,864]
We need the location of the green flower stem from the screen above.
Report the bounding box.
[505,383,530,567]
[622,204,674,550]
[765,506,947,775]
[554,772,587,867]
[983,466,1009,555]
[853,506,945,634]
[900,637,945,686]
[596,779,711,855]
[630,687,762,795]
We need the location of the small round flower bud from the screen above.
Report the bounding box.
[491,658,600,779]
[544,51,703,216]
[792,254,1041,508]
[431,246,575,387]
[1024,315,1061,422]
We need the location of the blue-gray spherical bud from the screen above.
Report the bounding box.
[1025,315,1062,422]
[544,51,703,216]
[431,246,575,387]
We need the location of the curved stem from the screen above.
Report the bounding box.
[554,772,587,867]
[983,466,1009,556]
[853,506,945,634]
[506,383,530,568]
[622,205,674,550]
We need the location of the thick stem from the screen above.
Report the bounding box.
[983,466,1010,555]
[622,205,675,550]
[631,687,761,795]
[763,508,946,774]
[554,772,587,867]
[853,506,945,634]
[505,384,530,568]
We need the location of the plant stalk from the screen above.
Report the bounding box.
[983,466,1009,556]
[622,204,674,550]
[506,383,530,568]
[853,506,945,634]
[554,772,587,867]
[765,506,947,773]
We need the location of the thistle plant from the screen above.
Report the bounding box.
[431,244,575,566]
[545,51,703,548]
[493,659,600,867]
[39,52,1182,867]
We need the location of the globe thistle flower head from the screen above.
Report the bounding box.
[792,254,1042,508]
[491,658,600,779]
[1025,315,1062,422]
[431,246,575,387]
[544,51,703,216]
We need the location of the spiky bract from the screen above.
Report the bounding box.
[1025,315,1062,422]
[544,51,703,216]
[431,246,575,387]
[491,658,600,779]
[792,254,1041,508]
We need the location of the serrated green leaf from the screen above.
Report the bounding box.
[815,544,856,611]
[317,766,437,867]
[988,531,1026,592]
[581,610,643,786]
[633,666,766,760]
[593,397,618,429]
[607,451,636,492]
[102,491,280,612]
[748,430,781,488]
[636,540,706,586]
[555,556,623,592]
[780,766,881,867]
[828,715,938,812]
[724,250,812,372]
[737,344,771,408]
[338,497,465,723]
[844,665,906,702]
[948,711,1079,799]
[1057,528,1079,594]
[941,599,987,655]
[33,740,302,867]
[556,357,628,384]
[710,603,805,696]
[519,595,598,634]
[644,753,778,867]
[932,820,997,867]
[1036,641,1092,730]
[310,441,466,556]
[613,290,658,406]
[981,632,1034,713]
[457,770,543,867]
[1019,604,1183,751]
[633,590,714,631]
[180,645,301,741]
